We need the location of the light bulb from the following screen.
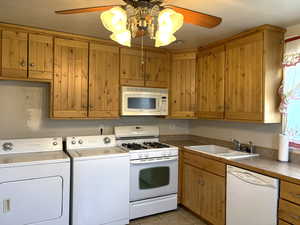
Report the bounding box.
[155,31,176,47]
[100,7,127,33]
[110,30,131,47]
[158,8,183,34]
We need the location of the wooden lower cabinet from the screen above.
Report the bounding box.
[182,159,225,225]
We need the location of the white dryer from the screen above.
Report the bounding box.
[66,135,130,225]
[0,137,70,225]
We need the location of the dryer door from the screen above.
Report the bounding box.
[0,176,63,225]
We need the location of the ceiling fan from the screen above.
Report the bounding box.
[56,0,222,47]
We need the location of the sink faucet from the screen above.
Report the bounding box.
[249,141,255,154]
[232,139,241,151]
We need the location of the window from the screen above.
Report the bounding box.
[280,37,300,148]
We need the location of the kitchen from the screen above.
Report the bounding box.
[0,0,300,225]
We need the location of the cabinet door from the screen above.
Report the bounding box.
[182,163,201,215]
[89,43,119,118]
[225,32,264,121]
[28,34,53,80]
[145,51,169,88]
[120,48,145,86]
[198,45,225,119]
[1,30,28,78]
[53,38,88,118]
[170,52,197,118]
[198,169,225,225]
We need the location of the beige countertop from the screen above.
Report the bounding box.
[164,138,300,185]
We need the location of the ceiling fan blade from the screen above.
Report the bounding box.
[164,5,222,28]
[55,5,121,14]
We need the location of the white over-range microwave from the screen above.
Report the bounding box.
[121,86,168,116]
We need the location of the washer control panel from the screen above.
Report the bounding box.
[66,135,116,150]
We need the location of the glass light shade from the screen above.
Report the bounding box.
[157,8,184,34]
[155,31,176,47]
[110,30,131,47]
[100,6,127,33]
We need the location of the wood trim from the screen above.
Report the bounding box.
[198,24,286,50]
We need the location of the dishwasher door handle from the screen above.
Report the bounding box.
[228,170,277,189]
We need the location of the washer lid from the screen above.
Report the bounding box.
[68,147,128,160]
[0,151,70,168]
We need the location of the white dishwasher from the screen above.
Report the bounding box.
[226,166,279,225]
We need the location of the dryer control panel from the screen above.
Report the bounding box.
[0,137,63,154]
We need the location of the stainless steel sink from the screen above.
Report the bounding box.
[184,145,259,159]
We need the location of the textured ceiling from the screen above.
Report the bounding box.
[0,0,300,49]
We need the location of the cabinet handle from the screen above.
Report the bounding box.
[3,199,11,213]
[290,192,300,198]
[198,179,205,186]
[290,214,300,221]
[20,60,26,67]
[29,63,35,67]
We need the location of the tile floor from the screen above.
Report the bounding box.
[130,207,208,225]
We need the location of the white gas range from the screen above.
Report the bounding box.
[115,125,178,220]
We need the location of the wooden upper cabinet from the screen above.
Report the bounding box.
[53,38,88,118]
[28,34,53,80]
[198,45,225,119]
[89,43,119,118]
[120,48,144,86]
[224,28,284,123]
[225,32,264,121]
[1,30,28,78]
[145,51,169,88]
[170,52,197,118]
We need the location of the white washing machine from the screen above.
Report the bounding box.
[0,137,70,225]
[66,135,130,225]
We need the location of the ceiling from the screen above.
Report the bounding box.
[0,0,300,49]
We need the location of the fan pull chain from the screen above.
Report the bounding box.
[141,35,144,65]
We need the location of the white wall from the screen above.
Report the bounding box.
[0,81,189,139]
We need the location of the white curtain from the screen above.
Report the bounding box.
[280,38,300,147]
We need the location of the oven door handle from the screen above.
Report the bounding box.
[130,156,178,165]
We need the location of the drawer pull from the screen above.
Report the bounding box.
[291,192,300,198]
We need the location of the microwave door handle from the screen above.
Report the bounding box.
[131,157,178,165]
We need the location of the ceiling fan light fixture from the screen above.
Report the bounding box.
[100,6,127,33]
[110,30,131,47]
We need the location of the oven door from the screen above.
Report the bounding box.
[122,93,162,116]
[130,156,178,202]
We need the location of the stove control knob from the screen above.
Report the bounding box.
[2,142,13,151]
[78,140,83,145]
[71,140,76,145]
[103,137,111,144]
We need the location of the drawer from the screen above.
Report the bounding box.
[183,151,225,177]
[281,181,300,205]
[278,219,291,225]
[279,199,300,225]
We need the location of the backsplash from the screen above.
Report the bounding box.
[189,120,281,149]
[0,81,189,139]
